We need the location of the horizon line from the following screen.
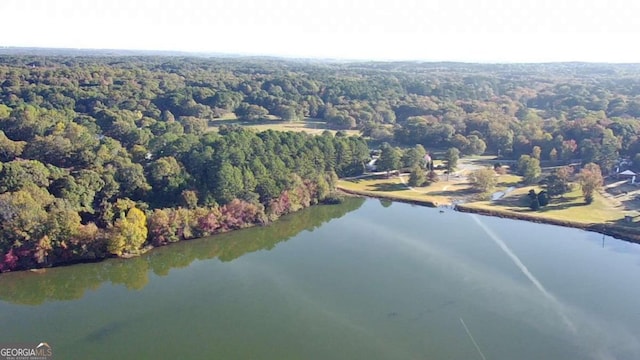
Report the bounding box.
[1,45,640,65]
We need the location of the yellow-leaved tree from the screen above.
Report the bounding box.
[108,207,148,256]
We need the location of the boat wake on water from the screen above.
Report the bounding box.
[470,214,577,334]
[460,317,487,360]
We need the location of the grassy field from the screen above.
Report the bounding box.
[215,113,239,120]
[338,166,640,232]
[462,186,627,225]
[337,163,524,205]
[337,152,640,240]
[337,174,471,206]
[208,117,361,136]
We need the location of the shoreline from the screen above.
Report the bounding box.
[1,197,354,274]
[455,204,640,244]
[337,187,439,208]
[5,219,271,274]
[7,188,640,274]
[338,186,640,245]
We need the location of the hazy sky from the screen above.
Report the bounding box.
[3,0,640,62]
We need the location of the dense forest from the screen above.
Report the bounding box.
[2,53,640,271]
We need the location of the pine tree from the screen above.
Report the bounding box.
[408,165,427,187]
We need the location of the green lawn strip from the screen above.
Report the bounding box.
[337,170,523,206]
[461,187,623,223]
[337,176,470,206]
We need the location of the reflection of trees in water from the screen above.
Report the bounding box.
[0,198,364,305]
[108,258,150,290]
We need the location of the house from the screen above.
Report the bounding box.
[366,158,378,172]
[618,169,636,184]
[423,154,432,170]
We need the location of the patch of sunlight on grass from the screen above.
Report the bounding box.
[208,118,360,136]
[496,174,523,187]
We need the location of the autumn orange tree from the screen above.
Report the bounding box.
[578,163,604,204]
[469,167,498,193]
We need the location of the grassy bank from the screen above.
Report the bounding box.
[463,187,624,224]
[457,203,640,243]
[337,187,438,207]
[337,170,518,206]
[457,185,640,242]
[337,175,470,206]
[338,172,640,243]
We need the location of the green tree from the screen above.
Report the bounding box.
[531,146,542,160]
[242,167,258,194]
[545,166,572,197]
[377,143,401,173]
[0,131,26,161]
[444,147,460,172]
[178,116,208,135]
[466,135,486,155]
[579,139,600,165]
[181,190,199,209]
[451,134,470,153]
[274,104,300,122]
[0,188,51,248]
[408,165,427,187]
[148,156,186,195]
[214,163,244,204]
[115,161,151,199]
[44,199,82,248]
[517,155,541,184]
[235,103,268,121]
[529,193,541,210]
[598,128,620,174]
[538,190,549,206]
[401,144,427,168]
[0,104,10,119]
[0,160,51,193]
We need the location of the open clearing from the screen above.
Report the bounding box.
[208,117,360,136]
[338,157,517,206]
[463,186,626,225]
[339,156,640,230]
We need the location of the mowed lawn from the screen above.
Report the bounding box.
[337,174,474,206]
[338,170,523,205]
[463,186,628,225]
[339,170,635,228]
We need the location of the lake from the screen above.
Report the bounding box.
[1,198,640,359]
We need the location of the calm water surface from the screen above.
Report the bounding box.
[1,198,640,359]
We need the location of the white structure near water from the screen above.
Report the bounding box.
[618,169,637,184]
